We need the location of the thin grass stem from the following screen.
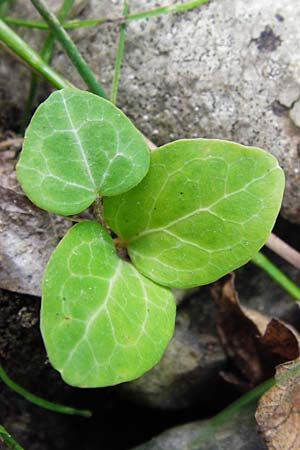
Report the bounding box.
[0,365,92,417]
[30,0,107,98]
[110,0,128,104]
[2,0,210,30]
[252,251,300,301]
[21,0,76,132]
[189,378,275,447]
[0,425,24,450]
[0,19,73,89]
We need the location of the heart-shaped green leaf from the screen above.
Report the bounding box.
[104,139,285,288]
[17,88,150,215]
[41,221,175,387]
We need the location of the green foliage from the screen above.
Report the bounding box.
[16,88,285,388]
[110,0,128,104]
[104,139,285,288]
[0,364,91,416]
[0,424,24,450]
[41,221,175,387]
[21,0,76,133]
[17,89,149,215]
[1,0,211,30]
[252,252,300,301]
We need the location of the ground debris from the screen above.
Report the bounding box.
[256,358,300,450]
[212,273,300,388]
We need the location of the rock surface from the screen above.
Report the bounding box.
[0,288,188,450]
[1,0,300,222]
[121,286,227,410]
[131,405,267,450]
[0,151,70,296]
[121,216,300,410]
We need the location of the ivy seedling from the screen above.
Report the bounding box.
[17,88,150,215]
[104,139,285,288]
[41,222,175,387]
[17,88,285,388]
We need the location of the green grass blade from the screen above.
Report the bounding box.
[0,425,24,450]
[20,76,39,133]
[30,0,108,98]
[38,0,76,63]
[56,0,74,19]
[110,0,128,104]
[0,0,13,16]
[0,19,73,89]
[210,378,275,428]
[127,0,210,21]
[1,16,48,28]
[2,0,210,30]
[191,356,300,447]
[21,0,76,132]
[189,377,275,446]
[252,251,300,301]
[0,364,92,417]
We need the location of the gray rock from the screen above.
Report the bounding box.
[1,0,300,222]
[121,219,300,410]
[131,405,267,450]
[0,183,60,296]
[121,218,300,411]
[278,82,300,108]
[121,286,227,410]
[0,151,71,296]
[290,100,300,128]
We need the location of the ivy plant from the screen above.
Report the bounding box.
[16,87,285,388]
[17,88,150,214]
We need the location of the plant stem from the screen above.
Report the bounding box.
[0,0,13,16]
[21,0,76,132]
[0,425,24,450]
[252,252,300,301]
[210,378,275,428]
[93,197,110,231]
[0,19,73,89]
[0,364,92,417]
[190,377,275,447]
[266,233,300,270]
[1,16,52,29]
[30,0,107,98]
[110,0,128,104]
[20,75,39,134]
[1,0,210,30]
[54,0,75,20]
[128,0,210,20]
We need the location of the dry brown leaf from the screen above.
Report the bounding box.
[256,358,300,450]
[259,319,300,362]
[212,274,300,386]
